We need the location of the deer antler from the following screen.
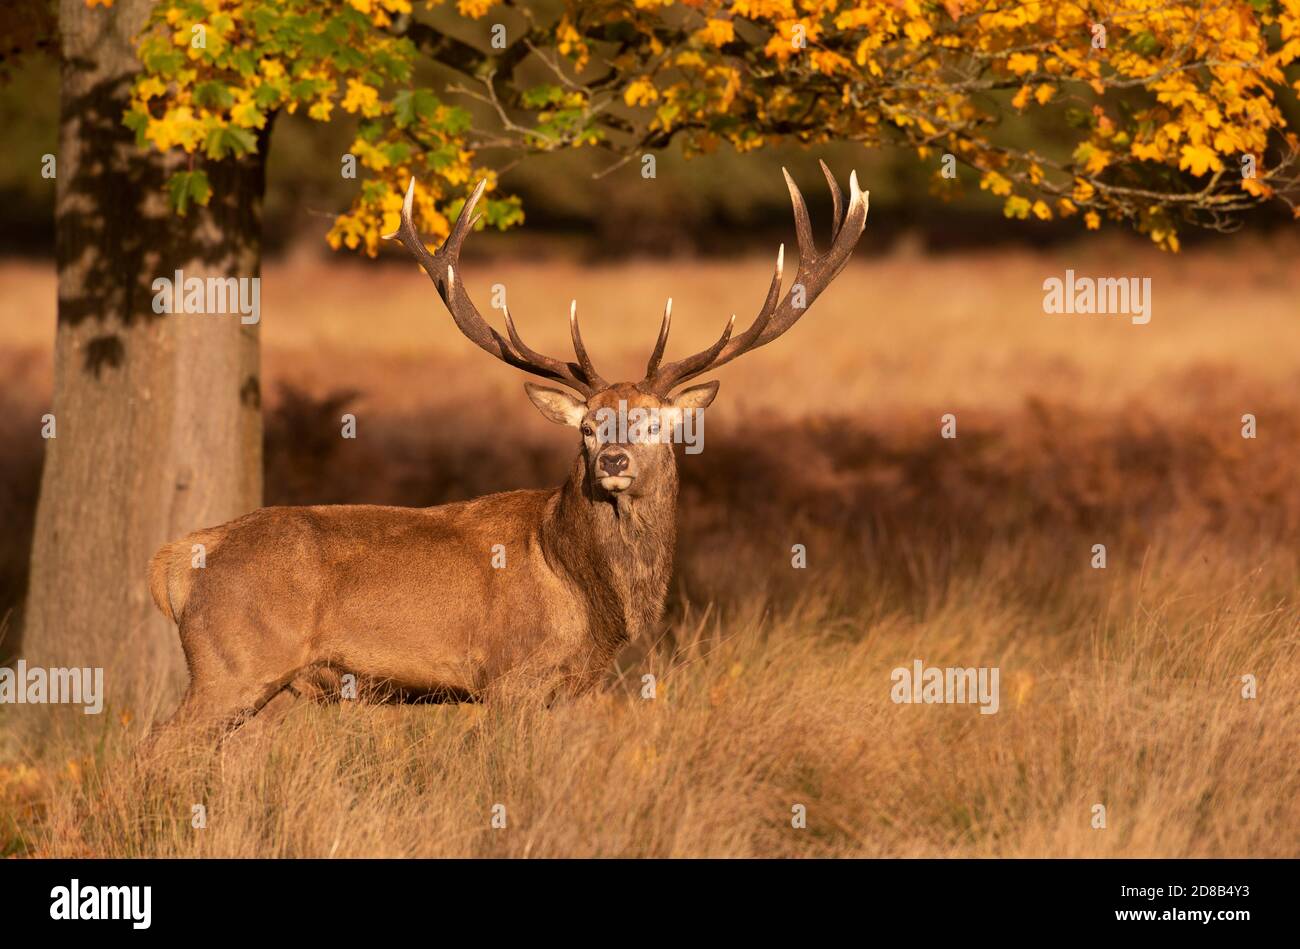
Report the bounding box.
[384,178,608,397]
[641,161,868,396]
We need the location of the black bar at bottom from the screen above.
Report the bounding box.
[0,857,1284,935]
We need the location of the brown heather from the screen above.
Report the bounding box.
[0,233,1297,857]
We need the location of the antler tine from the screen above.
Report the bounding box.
[651,313,735,388]
[820,158,844,244]
[569,301,609,390]
[784,166,819,265]
[501,303,564,372]
[386,177,602,397]
[442,178,488,259]
[641,164,868,396]
[736,242,784,347]
[644,298,673,378]
[383,176,443,276]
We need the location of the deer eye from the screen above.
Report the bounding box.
[646,419,660,437]
[581,424,594,438]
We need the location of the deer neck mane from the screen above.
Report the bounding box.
[541,453,678,651]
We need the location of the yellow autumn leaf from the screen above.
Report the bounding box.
[147,106,202,152]
[136,76,168,101]
[1084,147,1112,176]
[904,19,933,42]
[1179,143,1223,176]
[1007,52,1038,75]
[341,79,380,116]
[1241,176,1273,198]
[698,18,735,46]
[231,99,266,128]
[1003,194,1031,218]
[980,170,1012,196]
[624,78,659,107]
[1213,129,1241,154]
[1131,141,1162,162]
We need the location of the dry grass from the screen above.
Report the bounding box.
[1,233,1298,857]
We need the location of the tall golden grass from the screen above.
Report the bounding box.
[1,234,1297,857]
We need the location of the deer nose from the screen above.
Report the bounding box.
[599,451,629,476]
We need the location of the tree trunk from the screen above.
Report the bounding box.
[23,0,264,692]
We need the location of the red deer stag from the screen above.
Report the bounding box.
[148,162,868,738]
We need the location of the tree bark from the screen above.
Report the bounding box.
[23,0,264,691]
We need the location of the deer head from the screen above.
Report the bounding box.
[384,163,868,500]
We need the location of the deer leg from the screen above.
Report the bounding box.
[145,675,268,748]
[140,683,203,756]
[222,658,348,735]
[543,657,607,706]
[233,670,330,737]
[148,611,317,749]
[141,677,246,756]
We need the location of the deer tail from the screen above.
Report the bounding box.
[148,529,221,624]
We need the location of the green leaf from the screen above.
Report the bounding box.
[521,84,564,109]
[253,83,284,108]
[204,125,258,159]
[249,7,280,36]
[1127,31,1160,56]
[290,79,324,100]
[482,195,524,230]
[167,170,212,216]
[1064,107,1092,129]
[230,49,258,78]
[301,31,338,59]
[382,141,412,164]
[142,45,184,76]
[443,105,472,135]
[194,81,235,109]
[123,108,150,149]
[393,88,438,129]
[424,143,458,170]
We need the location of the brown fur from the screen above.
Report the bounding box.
[149,383,697,738]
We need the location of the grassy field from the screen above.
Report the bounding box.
[1,233,1298,857]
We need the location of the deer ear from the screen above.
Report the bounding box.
[525,382,587,427]
[670,380,720,411]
